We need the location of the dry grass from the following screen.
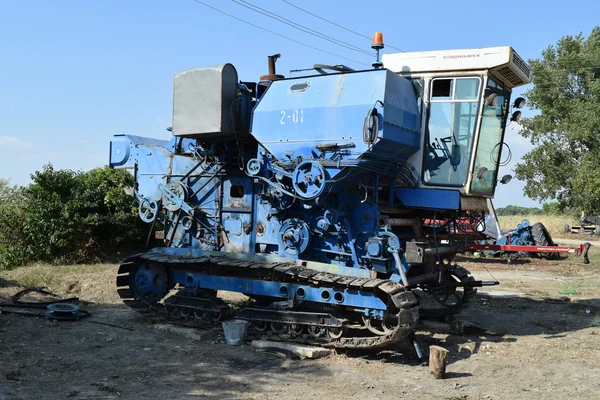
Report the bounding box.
[0,263,121,304]
[497,214,579,238]
[0,263,251,307]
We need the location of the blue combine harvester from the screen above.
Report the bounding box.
[109,36,531,348]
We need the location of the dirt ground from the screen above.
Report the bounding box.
[1,253,600,400]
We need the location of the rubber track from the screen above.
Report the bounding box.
[116,252,419,349]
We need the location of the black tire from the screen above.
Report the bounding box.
[531,222,560,260]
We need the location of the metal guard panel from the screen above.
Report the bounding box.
[251,69,420,163]
[172,64,239,137]
[396,188,460,210]
[109,134,169,169]
[171,272,387,310]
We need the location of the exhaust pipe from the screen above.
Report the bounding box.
[259,54,285,85]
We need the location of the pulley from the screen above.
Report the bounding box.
[246,158,263,176]
[138,197,158,223]
[279,218,311,256]
[291,160,326,200]
[162,181,189,212]
[181,215,193,231]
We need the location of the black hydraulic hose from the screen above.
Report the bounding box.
[12,287,79,305]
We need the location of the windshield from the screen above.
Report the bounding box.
[469,77,510,195]
[423,77,481,186]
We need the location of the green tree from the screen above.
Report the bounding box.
[0,179,27,268]
[515,27,600,213]
[0,165,145,269]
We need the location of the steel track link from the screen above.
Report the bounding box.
[115,252,419,349]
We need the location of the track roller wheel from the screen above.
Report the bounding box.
[179,307,191,318]
[362,315,396,336]
[210,310,223,322]
[193,309,213,324]
[290,324,305,336]
[326,326,346,339]
[270,322,288,334]
[251,320,267,332]
[307,325,324,338]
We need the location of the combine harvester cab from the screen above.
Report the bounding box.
[109,37,532,348]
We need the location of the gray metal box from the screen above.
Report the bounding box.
[172,64,238,138]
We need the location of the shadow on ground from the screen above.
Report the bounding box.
[0,278,331,400]
[2,273,599,398]
[340,293,599,367]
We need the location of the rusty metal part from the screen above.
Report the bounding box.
[260,54,284,84]
[405,242,425,263]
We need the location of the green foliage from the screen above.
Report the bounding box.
[540,201,579,218]
[0,179,28,268]
[496,205,543,216]
[515,27,600,213]
[542,202,562,215]
[0,165,145,269]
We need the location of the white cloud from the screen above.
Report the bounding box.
[0,136,33,151]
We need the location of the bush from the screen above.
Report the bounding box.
[0,180,28,269]
[0,165,146,269]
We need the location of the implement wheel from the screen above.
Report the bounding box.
[531,222,560,260]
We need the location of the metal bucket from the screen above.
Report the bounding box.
[221,319,249,345]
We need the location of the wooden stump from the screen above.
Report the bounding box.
[428,345,449,379]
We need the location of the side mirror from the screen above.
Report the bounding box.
[510,111,522,122]
[476,167,488,179]
[499,174,512,184]
[485,92,498,107]
[512,97,526,109]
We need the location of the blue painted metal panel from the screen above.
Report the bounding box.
[110,135,169,169]
[251,69,421,177]
[396,188,461,210]
[170,270,387,311]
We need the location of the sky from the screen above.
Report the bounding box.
[1,0,598,208]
